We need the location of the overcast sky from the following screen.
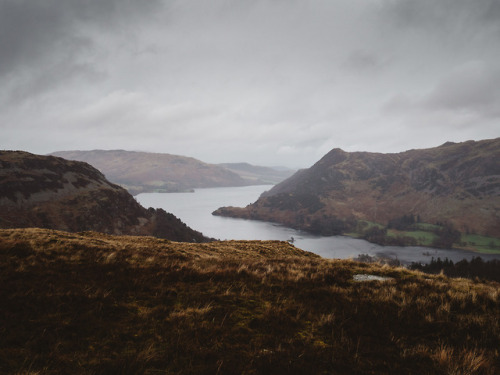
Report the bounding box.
[1,0,499,168]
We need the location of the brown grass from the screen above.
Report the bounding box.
[1,228,499,374]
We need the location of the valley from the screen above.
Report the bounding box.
[1,142,500,374]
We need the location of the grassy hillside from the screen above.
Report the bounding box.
[1,228,499,374]
[0,151,207,242]
[218,162,295,184]
[215,138,500,249]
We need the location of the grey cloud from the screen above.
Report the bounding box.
[0,1,68,77]
[424,62,500,116]
[376,0,500,66]
[1,1,499,168]
[4,60,104,108]
[0,0,163,101]
[382,0,500,31]
[341,50,385,73]
[382,61,500,121]
[482,0,500,24]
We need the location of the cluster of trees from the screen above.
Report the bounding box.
[361,226,417,246]
[387,214,420,230]
[308,215,356,236]
[431,225,461,248]
[410,257,500,282]
[387,215,462,248]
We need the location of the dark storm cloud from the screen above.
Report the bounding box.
[0,1,66,77]
[383,0,500,31]
[0,0,163,101]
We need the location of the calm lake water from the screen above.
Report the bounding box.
[137,185,500,265]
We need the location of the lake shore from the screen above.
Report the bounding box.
[137,186,500,265]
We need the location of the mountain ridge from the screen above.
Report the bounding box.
[0,151,207,242]
[218,162,295,185]
[50,150,281,195]
[214,138,500,245]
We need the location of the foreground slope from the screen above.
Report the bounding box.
[215,138,500,242]
[1,228,499,374]
[50,150,254,194]
[0,151,206,242]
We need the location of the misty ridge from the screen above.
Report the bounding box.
[49,150,296,195]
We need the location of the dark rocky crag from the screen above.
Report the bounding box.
[214,138,500,238]
[0,151,207,242]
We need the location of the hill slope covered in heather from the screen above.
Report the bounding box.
[1,227,499,374]
[214,138,500,249]
[218,162,296,184]
[50,150,257,195]
[0,151,206,242]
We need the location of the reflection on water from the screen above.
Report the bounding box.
[136,185,500,265]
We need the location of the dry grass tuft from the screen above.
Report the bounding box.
[432,345,494,375]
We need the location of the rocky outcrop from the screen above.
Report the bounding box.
[0,151,207,242]
[214,138,500,238]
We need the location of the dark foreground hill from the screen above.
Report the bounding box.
[215,138,500,249]
[1,228,499,374]
[50,150,257,195]
[0,151,206,242]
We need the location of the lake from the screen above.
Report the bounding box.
[136,185,500,265]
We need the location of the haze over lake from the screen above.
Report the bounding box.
[137,185,500,265]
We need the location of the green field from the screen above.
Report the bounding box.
[413,223,441,231]
[387,229,438,246]
[349,220,500,254]
[460,234,500,254]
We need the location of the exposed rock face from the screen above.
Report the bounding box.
[214,138,500,237]
[50,150,252,195]
[0,151,207,242]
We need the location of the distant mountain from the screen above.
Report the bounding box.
[214,138,500,244]
[217,162,295,185]
[0,151,207,242]
[50,150,253,195]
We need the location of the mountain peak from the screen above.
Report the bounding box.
[214,138,500,242]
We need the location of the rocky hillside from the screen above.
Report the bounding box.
[218,162,295,184]
[214,138,500,240]
[1,227,499,374]
[50,150,254,195]
[0,151,207,242]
